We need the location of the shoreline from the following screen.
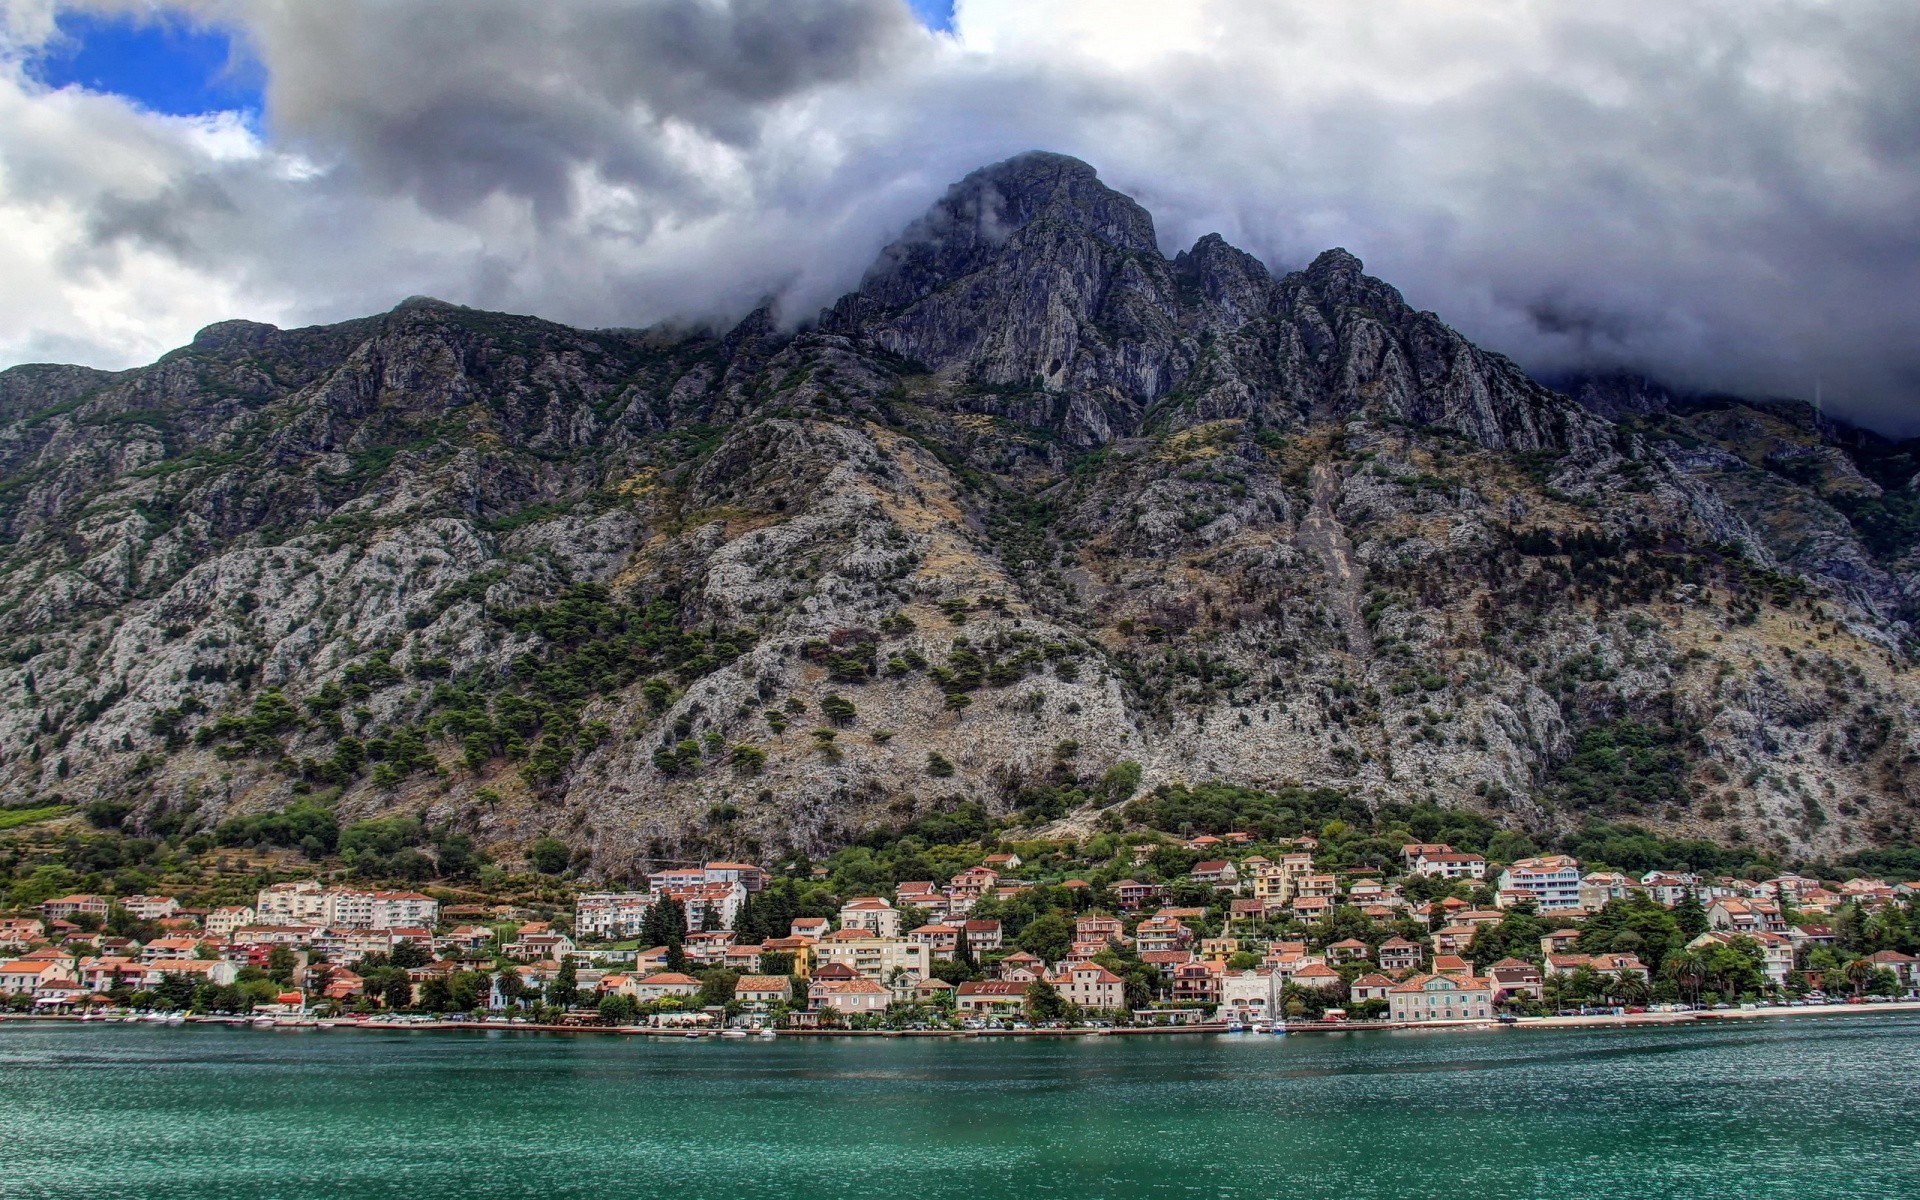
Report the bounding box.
[6,1001,1918,1039]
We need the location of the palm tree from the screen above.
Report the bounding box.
[1843,956,1877,998]
[1610,971,1651,1007]
[1665,948,1707,1006]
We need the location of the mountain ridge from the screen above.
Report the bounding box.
[2,151,1918,882]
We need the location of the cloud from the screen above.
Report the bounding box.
[2,0,1918,432]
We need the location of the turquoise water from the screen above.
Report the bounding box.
[1,1016,1916,1198]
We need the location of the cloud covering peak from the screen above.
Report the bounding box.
[3,0,1918,430]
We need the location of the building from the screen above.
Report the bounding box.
[1219,971,1279,1022]
[1377,937,1423,972]
[1170,959,1225,1007]
[1388,973,1495,1023]
[1350,973,1397,1004]
[959,920,1003,952]
[119,895,181,921]
[839,898,902,939]
[1487,958,1543,1001]
[1496,856,1583,911]
[632,972,702,1002]
[1413,852,1488,880]
[810,931,929,983]
[1049,963,1125,1013]
[809,978,890,1015]
[955,980,1028,1014]
[1111,880,1168,911]
[255,882,331,926]
[1641,871,1703,907]
[40,895,111,922]
[574,893,653,940]
[204,907,256,940]
[1135,917,1191,954]
[1190,861,1239,890]
[139,959,239,989]
[1291,963,1348,999]
[733,975,793,1006]
[702,862,768,892]
[1706,898,1787,935]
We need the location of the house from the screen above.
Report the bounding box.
[998,951,1046,980]
[1185,834,1224,852]
[1706,898,1786,935]
[1139,949,1194,978]
[632,972,702,1002]
[506,928,577,962]
[1641,871,1702,907]
[810,978,891,1015]
[982,852,1023,871]
[120,895,181,921]
[1290,963,1348,999]
[1432,955,1472,978]
[1291,896,1331,921]
[1112,880,1168,911]
[913,978,955,1004]
[1190,861,1239,890]
[1687,931,1794,987]
[957,919,1002,952]
[1540,929,1583,956]
[909,924,960,955]
[702,861,768,893]
[1414,852,1489,880]
[1219,970,1279,1022]
[1251,853,1316,909]
[790,917,832,939]
[1135,917,1192,954]
[40,895,110,922]
[139,959,238,988]
[1431,925,1478,955]
[204,907,256,941]
[1866,950,1920,988]
[683,931,738,967]
[1497,856,1583,911]
[1170,959,1225,1006]
[1326,938,1371,963]
[733,975,793,1006]
[0,919,44,951]
[1377,938,1423,972]
[0,959,75,995]
[1401,843,1454,867]
[1587,953,1649,980]
[1388,973,1495,1023]
[839,898,902,939]
[1579,872,1637,910]
[1050,963,1125,1013]
[1350,973,1397,1003]
[139,937,206,963]
[1487,958,1543,1001]
[956,980,1029,1014]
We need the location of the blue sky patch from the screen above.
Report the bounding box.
[32,10,259,116]
[906,0,955,33]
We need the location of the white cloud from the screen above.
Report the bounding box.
[2,0,1918,429]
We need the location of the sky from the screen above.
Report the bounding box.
[1,0,1917,433]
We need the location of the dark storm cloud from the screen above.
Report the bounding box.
[6,0,1920,434]
[242,0,920,219]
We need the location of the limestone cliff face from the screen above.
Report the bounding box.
[3,152,1918,876]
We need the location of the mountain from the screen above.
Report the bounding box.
[3,151,1918,880]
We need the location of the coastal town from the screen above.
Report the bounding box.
[4,830,1918,1035]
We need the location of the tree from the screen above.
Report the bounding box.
[383,973,413,1010]
[551,956,579,1009]
[1843,956,1878,998]
[1024,979,1067,1022]
[420,976,454,1012]
[598,993,638,1025]
[1672,893,1708,940]
[1015,913,1073,964]
[954,926,979,977]
[390,940,430,969]
[529,837,571,875]
[266,945,297,985]
[1664,947,1708,1006]
[496,967,527,1009]
[641,896,688,951]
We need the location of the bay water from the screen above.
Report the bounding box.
[2,1014,1915,1198]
